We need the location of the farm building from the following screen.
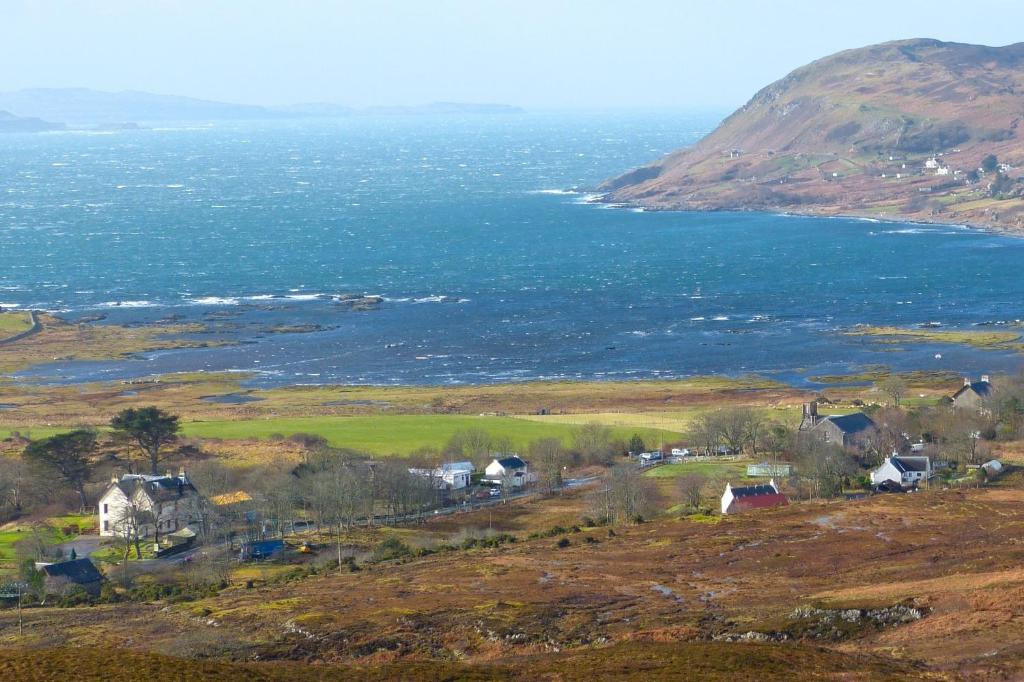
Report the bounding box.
[37,558,104,598]
[746,461,792,477]
[721,480,788,515]
[409,461,474,489]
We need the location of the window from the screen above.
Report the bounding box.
[102,503,108,514]
[103,520,109,531]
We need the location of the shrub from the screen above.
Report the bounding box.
[372,537,411,562]
[555,537,571,549]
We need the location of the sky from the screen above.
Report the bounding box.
[3,0,1024,110]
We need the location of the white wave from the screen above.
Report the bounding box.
[0,303,21,308]
[530,188,579,195]
[413,295,449,303]
[97,300,156,308]
[712,315,730,321]
[188,296,240,305]
[690,316,705,321]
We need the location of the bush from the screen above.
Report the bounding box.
[372,537,412,562]
[555,537,571,549]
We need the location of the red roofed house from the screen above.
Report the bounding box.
[720,479,788,515]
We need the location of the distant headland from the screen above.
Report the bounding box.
[602,39,1024,234]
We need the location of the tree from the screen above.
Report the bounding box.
[677,473,707,511]
[110,493,153,563]
[628,433,646,455]
[444,428,492,468]
[982,154,999,173]
[529,437,566,493]
[23,430,96,511]
[792,434,853,499]
[877,376,908,408]
[572,423,616,466]
[590,464,659,525]
[110,407,180,476]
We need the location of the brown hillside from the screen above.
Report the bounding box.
[603,39,1024,232]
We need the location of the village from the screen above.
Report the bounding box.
[0,369,1017,611]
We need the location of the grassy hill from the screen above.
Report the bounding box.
[604,39,1024,232]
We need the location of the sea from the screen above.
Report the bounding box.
[1,111,1022,387]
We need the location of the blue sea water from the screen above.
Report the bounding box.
[1,112,1022,386]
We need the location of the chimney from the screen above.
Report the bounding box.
[964,377,972,387]
[981,375,990,384]
[110,472,119,484]
[178,466,186,478]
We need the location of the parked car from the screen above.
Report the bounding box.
[671,448,691,457]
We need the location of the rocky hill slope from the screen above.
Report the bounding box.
[603,39,1024,232]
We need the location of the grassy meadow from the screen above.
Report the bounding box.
[181,414,678,456]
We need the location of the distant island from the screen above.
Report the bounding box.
[0,109,63,133]
[0,87,524,126]
[603,39,1024,233]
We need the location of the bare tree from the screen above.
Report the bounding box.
[792,434,852,499]
[590,464,659,524]
[677,473,707,511]
[529,437,566,493]
[877,376,909,408]
[572,423,616,466]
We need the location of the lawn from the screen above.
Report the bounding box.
[0,311,32,336]
[644,460,750,480]
[181,414,676,456]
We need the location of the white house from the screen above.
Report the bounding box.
[924,157,940,169]
[99,470,201,540]
[720,479,788,515]
[484,456,529,487]
[870,455,931,488]
[409,461,474,490]
[935,166,950,176]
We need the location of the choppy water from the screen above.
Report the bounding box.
[1,112,1022,386]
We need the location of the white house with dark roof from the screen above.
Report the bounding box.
[721,480,788,514]
[98,469,201,539]
[870,455,931,488]
[484,455,529,487]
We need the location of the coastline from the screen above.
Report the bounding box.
[592,193,1024,238]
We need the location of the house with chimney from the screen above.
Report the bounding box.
[952,375,994,412]
[721,480,788,514]
[798,402,877,450]
[98,469,201,541]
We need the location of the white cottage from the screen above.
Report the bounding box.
[484,456,529,487]
[98,470,201,539]
[870,455,931,488]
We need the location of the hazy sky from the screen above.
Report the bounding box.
[3,0,1024,110]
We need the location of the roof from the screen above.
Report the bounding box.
[113,474,197,503]
[891,456,929,473]
[953,380,993,400]
[40,558,103,585]
[494,456,526,470]
[731,494,789,512]
[441,461,474,474]
[822,412,875,435]
[730,484,779,499]
[211,490,252,506]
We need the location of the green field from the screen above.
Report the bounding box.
[0,515,94,572]
[0,311,32,335]
[181,414,676,456]
[644,460,750,480]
